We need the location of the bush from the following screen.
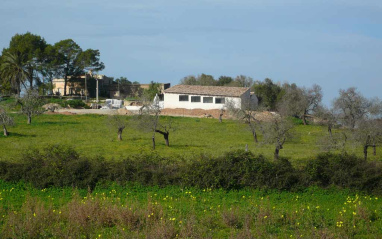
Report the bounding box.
[304,153,382,194]
[108,152,182,186]
[183,151,301,190]
[66,100,87,109]
[18,145,106,189]
[0,145,381,194]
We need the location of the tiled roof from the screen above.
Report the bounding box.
[164,85,249,97]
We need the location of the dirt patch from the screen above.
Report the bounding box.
[161,108,226,118]
[161,108,279,121]
[254,111,279,122]
[45,111,77,115]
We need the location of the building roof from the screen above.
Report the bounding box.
[164,85,250,97]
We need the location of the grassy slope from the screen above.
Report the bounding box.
[0,113,379,163]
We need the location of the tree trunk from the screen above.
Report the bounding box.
[274,146,280,161]
[252,129,258,143]
[364,145,368,161]
[64,74,68,96]
[27,116,32,125]
[302,115,307,125]
[118,128,123,141]
[373,144,376,156]
[164,133,169,147]
[152,136,156,150]
[156,130,170,147]
[328,125,332,137]
[219,110,223,123]
[3,125,8,136]
[28,68,34,90]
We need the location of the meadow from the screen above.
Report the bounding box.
[1,112,382,238]
[0,180,381,238]
[1,113,379,164]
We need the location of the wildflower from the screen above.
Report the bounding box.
[264,216,267,219]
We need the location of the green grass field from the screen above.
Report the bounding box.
[1,113,378,164]
[1,112,382,237]
[0,180,381,238]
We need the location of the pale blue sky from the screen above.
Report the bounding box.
[1,0,381,105]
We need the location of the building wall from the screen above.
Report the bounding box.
[164,93,242,110]
[52,75,113,96]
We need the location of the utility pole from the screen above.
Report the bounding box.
[96,74,99,104]
[85,72,88,102]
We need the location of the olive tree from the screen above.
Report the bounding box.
[18,89,44,124]
[225,97,259,143]
[314,106,337,137]
[260,116,294,160]
[107,114,129,141]
[332,87,381,129]
[155,116,176,147]
[137,95,176,149]
[278,83,322,125]
[353,119,382,160]
[137,95,162,149]
[0,106,14,136]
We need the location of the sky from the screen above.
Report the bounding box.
[1,0,381,105]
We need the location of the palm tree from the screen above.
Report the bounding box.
[0,52,29,96]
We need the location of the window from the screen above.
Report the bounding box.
[203,97,213,103]
[191,96,201,102]
[179,95,189,101]
[215,98,225,104]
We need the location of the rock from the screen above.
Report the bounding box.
[117,108,133,115]
[42,103,61,112]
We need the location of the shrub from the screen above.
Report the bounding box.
[304,153,382,193]
[66,100,87,109]
[0,145,381,194]
[183,151,300,190]
[18,145,106,189]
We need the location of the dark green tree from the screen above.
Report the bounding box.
[180,75,199,85]
[53,39,82,96]
[39,44,63,95]
[143,81,162,100]
[233,75,253,87]
[76,49,105,73]
[217,76,233,86]
[252,78,283,110]
[199,74,216,86]
[0,52,29,96]
[4,32,47,89]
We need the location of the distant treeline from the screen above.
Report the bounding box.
[1,145,381,194]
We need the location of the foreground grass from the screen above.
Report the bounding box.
[1,113,378,163]
[0,181,381,238]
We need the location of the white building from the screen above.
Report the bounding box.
[163,85,257,110]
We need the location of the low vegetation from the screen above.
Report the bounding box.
[0,180,381,238]
[0,113,380,162]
